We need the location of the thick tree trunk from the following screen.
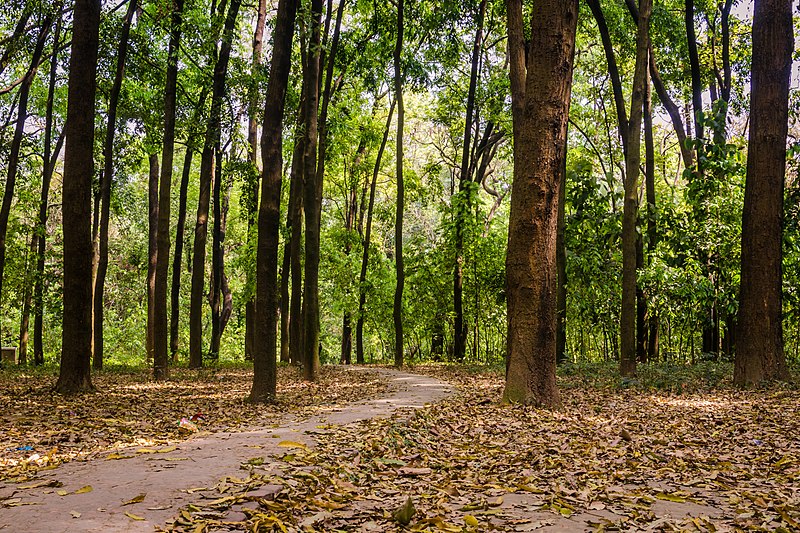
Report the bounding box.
[0,16,51,342]
[94,0,137,371]
[147,154,160,365]
[620,0,651,377]
[250,0,299,403]
[300,0,324,381]
[502,0,578,408]
[734,0,791,385]
[210,146,224,358]
[393,0,405,368]
[56,0,100,394]
[188,0,242,368]
[356,99,395,365]
[245,0,267,362]
[34,18,63,366]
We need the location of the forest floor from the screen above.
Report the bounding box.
[1,363,799,532]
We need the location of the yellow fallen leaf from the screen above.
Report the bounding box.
[57,490,68,496]
[136,448,158,454]
[106,453,134,460]
[158,446,177,453]
[464,514,479,527]
[277,440,308,449]
[125,512,145,521]
[70,510,81,518]
[74,485,93,494]
[122,493,146,505]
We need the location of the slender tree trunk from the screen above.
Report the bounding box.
[34,18,63,366]
[18,235,33,364]
[0,16,51,341]
[56,0,100,394]
[735,0,791,385]
[453,0,487,362]
[94,0,137,371]
[620,0,651,377]
[147,154,160,365]
[392,0,405,368]
[287,126,305,366]
[644,67,659,361]
[245,0,267,362]
[189,0,242,368]
[300,0,324,380]
[556,145,567,365]
[169,147,193,360]
[502,0,578,408]
[250,0,299,402]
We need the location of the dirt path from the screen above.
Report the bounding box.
[0,367,453,533]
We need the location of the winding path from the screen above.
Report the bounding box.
[0,367,453,532]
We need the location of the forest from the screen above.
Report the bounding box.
[1,0,799,530]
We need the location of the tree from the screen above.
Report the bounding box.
[154,0,184,379]
[502,0,578,407]
[392,0,405,368]
[188,0,242,368]
[56,0,101,393]
[0,12,52,343]
[93,0,137,370]
[250,0,300,402]
[620,0,651,377]
[734,0,792,385]
[300,0,325,380]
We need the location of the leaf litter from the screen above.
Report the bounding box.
[164,366,800,532]
[0,366,387,486]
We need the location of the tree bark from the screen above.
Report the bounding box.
[734,0,791,385]
[250,0,299,402]
[188,0,242,368]
[556,143,567,365]
[287,123,305,366]
[146,154,160,366]
[245,0,267,362]
[300,0,324,381]
[392,0,405,368]
[56,0,100,394]
[620,0,651,377]
[94,0,137,371]
[644,67,659,361]
[502,0,578,408]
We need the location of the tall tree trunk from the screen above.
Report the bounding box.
[188,0,242,368]
[94,0,137,371]
[300,0,324,381]
[18,235,33,364]
[169,91,208,362]
[245,0,267,362]
[147,154,160,365]
[453,0,487,363]
[153,0,183,379]
[734,0,791,385]
[644,67,659,361]
[210,145,224,357]
[620,0,651,377]
[56,0,100,394]
[287,125,305,366]
[392,0,405,368]
[555,145,567,365]
[250,0,299,402]
[0,15,51,342]
[34,17,63,366]
[356,98,395,365]
[502,0,578,408]
[685,0,704,143]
